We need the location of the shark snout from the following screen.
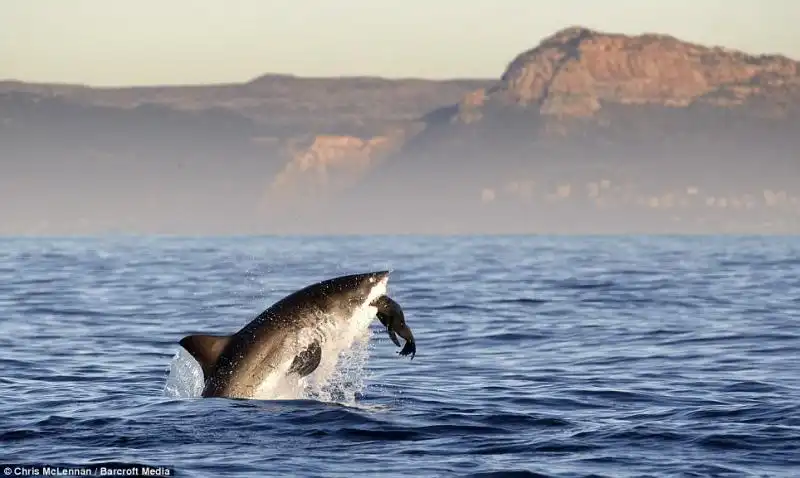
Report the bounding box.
[367,270,391,285]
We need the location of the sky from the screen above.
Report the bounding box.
[2,0,799,86]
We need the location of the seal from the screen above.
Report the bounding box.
[178,271,415,398]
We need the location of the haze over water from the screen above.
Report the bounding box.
[1,236,798,477]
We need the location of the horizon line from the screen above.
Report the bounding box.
[1,233,798,239]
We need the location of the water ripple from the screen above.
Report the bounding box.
[0,236,799,477]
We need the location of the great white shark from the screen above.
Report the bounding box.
[178,271,415,399]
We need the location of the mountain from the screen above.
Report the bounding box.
[270,26,800,234]
[2,26,799,234]
[0,77,490,234]
[0,76,490,138]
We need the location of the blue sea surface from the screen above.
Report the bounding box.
[0,236,799,478]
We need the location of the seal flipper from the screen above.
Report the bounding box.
[387,329,402,347]
[288,340,322,377]
[377,301,402,347]
[179,334,232,381]
[396,326,416,358]
[372,295,416,359]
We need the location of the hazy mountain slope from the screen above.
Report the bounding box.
[287,27,800,234]
[0,77,490,234]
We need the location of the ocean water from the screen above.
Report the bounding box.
[0,235,799,478]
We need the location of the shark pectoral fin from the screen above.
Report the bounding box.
[179,334,232,380]
[289,340,322,377]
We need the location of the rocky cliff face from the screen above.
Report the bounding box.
[487,26,798,119]
[406,26,798,162]
[267,132,402,201]
[284,27,799,199]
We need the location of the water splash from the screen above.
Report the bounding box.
[163,348,204,399]
[298,321,373,405]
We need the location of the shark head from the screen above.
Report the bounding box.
[320,270,390,309]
